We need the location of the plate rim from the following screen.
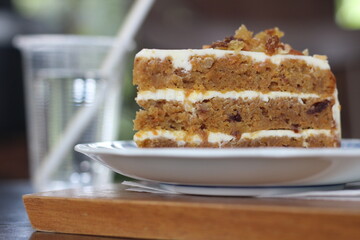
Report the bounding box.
[75,139,360,159]
[159,182,347,189]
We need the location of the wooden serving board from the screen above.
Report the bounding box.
[24,184,360,240]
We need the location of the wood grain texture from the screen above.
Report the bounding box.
[30,231,132,240]
[23,184,360,240]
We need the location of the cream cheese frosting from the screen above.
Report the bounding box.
[136,89,321,103]
[136,49,330,71]
[332,88,341,139]
[134,129,333,147]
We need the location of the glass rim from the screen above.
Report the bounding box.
[13,34,116,49]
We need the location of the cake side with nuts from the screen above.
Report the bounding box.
[133,25,341,148]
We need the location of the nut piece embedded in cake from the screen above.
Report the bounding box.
[133,25,341,148]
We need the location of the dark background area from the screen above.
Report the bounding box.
[1,0,359,179]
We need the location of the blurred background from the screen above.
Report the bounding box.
[0,0,360,179]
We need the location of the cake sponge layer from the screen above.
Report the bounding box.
[135,97,337,135]
[134,49,336,95]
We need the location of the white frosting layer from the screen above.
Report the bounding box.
[134,129,333,147]
[134,130,202,146]
[136,89,320,103]
[136,49,330,71]
[241,129,331,139]
[208,132,234,143]
[332,88,341,138]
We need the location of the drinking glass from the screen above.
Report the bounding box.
[15,35,122,191]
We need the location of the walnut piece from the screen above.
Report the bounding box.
[302,49,309,56]
[201,57,215,69]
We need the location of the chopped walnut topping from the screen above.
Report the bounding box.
[204,25,309,56]
[302,49,309,56]
[228,40,245,51]
[234,24,253,40]
[288,49,304,55]
[278,44,292,55]
[313,54,328,60]
[265,35,281,55]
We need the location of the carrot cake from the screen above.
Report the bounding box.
[133,25,341,148]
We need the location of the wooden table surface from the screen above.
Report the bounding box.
[0,181,130,240]
[24,184,360,240]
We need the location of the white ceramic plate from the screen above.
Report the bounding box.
[75,139,360,189]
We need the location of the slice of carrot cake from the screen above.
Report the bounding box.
[133,25,341,148]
